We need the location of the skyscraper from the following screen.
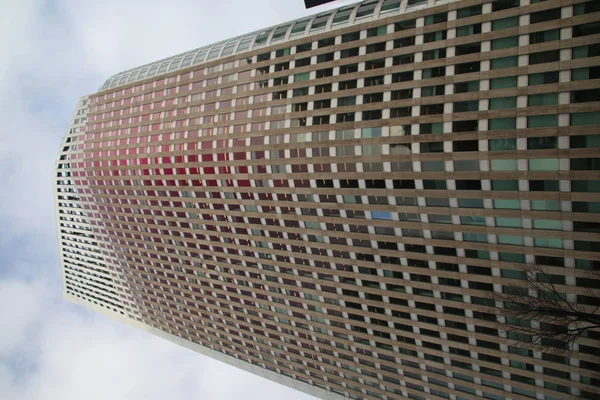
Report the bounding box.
[55,0,600,399]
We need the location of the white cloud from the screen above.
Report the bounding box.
[0,0,351,398]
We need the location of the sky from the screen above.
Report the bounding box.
[0,0,355,399]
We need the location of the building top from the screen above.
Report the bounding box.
[99,0,454,92]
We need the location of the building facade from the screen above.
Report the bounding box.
[55,0,600,399]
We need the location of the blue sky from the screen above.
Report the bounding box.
[0,0,352,398]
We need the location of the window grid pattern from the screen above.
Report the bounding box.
[57,1,600,400]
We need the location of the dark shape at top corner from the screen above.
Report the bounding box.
[305,0,337,9]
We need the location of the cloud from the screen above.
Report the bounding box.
[0,0,350,399]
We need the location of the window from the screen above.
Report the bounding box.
[492,0,519,11]
[337,96,355,106]
[491,56,518,70]
[394,54,415,65]
[574,1,600,15]
[455,81,479,93]
[492,16,519,31]
[457,4,482,19]
[423,49,446,60]
[572,89,600,103]
[571,112,600,126]
[527,137,557,149]
[456,23,481,37]
[392,71,413,82]
[454,101,478,112]
[425,12,447,25]
[365,59,385,70]
[527,115,558,128]
[455,62,480,74]
[395,19,416,31]
[490,138,516,151]
[530,29,560,44]
[340,47,359,59]
[340,63,358,74]
[341,31,359,43]
[529,50,560,65]
[530,8,562,24]
[422,66,445,79]
[573,22,600,37]
[529,158,559,171]
[529,180,559,191]
[490,76,517,89]
[571,134,600,148]
[572,66,600,81]
[366,42,386,54]
[421,85,444,97]
[424,30,447,43]
[456,43,481,56]
[572,44,600,59]
[528,71,559,86]
[491,36,519,50]
[490,97,516,110]
[294,72,310,83]
[492,180,519,191]
[421,104,444,115]
[528,93,558,106]
[489,117,516,130]
[394,36,415,48]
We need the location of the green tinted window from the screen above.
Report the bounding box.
[491,36,519,50]
[528,158,559,171]
[491,159,518,171]
[492,16,519,30]
[571,112,600,126]
[490,76,517,89]
[531,200,561,211]
[528,71,559,85]
[489,138,516,151]
[489,97,517,110]
[528,93,558,106]
[491,56,518,70]
[533,219,563,230]
[528,115,558,128]
[494,199,520,209]
[489,118,516,130]
[492,180,519,191]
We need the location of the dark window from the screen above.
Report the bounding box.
[296,43,312,53]
[339,63,358,74]
[394,36,415,48]
[395,19,416,31]
[492,0,519,11]
[364,75,384,86]
[456,43,481,56]
[363,93,383,103]
[341,31,360,43]
[453,140,478,152]
[456,180,481,190]
[455,62,480,75]
[338,80,357,90]
[318,37,335,48]
[530,8,562,24]
[453,120,478,132]
[392,71,413,82]
[295,57,311,67]
[391,89,413,100]
[340,48,359,59]
[423,48,446,60]
[529,50,560,65]
[366,42,386,53]
[363,110,382,120]
[424,30,447,43]
[365,59,385,70]
[421,104,444,115]
[572,89,600,103]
